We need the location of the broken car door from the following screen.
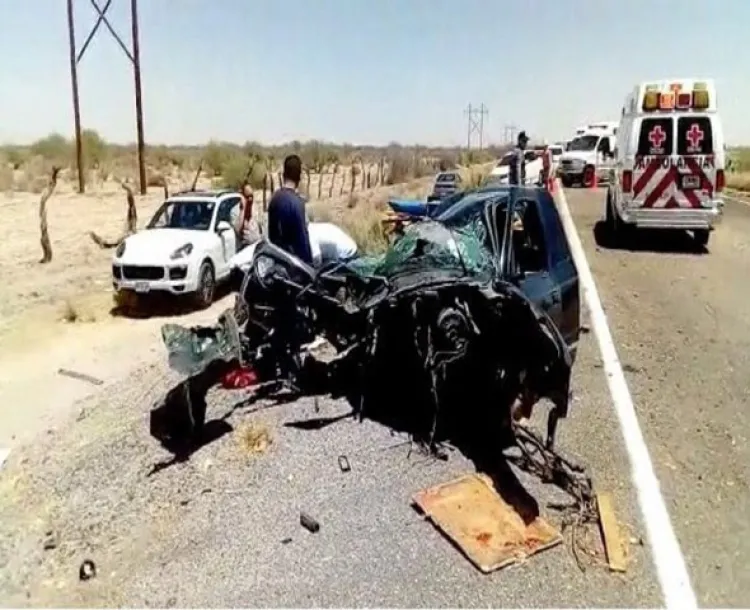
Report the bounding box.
[501,198,564,329]
[536,190,580,347]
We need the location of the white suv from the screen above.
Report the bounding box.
[112,190,243,308]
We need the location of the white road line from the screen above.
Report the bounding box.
[554,182,697,610]
[724,192,750,206]
[0,448,10,470]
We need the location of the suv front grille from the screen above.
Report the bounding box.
[122,265,165,280]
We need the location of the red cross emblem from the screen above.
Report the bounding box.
[648,125,667,148]
[686,123,704,149]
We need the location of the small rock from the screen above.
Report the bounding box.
[79,560,97,581]
[43,531,58,551]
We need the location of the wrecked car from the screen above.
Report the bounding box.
[152,185,581,460]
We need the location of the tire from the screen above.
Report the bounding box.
[693,229,710,248]
[193,260,215,309]
[561,176,573,188]
[605,190,617,233]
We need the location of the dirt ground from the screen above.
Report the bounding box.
[0,173,433,448]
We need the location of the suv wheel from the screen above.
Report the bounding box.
[193,261,215,309]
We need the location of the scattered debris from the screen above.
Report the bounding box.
[237,423,272,456]
[0,448,10,471]
[300,512,320,533]
[413,473,562,573]
[57,368,104,386]
[281,537,293,545]
[78,560,97,581]
[42,531,58,551]
[337,455,351,473]
[596,492,629,572]
[220,365,259,390]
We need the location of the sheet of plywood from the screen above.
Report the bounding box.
[413,473,562,573]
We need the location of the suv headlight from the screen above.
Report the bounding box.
[115,241,126,258]
[170,243,194,259]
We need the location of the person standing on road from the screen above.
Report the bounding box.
[268,154,313,264]
[508,131,530,186]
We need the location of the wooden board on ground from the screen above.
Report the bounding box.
[596,491,629,572]
[413,472,562,573]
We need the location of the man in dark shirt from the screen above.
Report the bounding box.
[508,131,530,186]
[267,154,313,264]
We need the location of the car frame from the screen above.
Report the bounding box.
[112,190,244,308]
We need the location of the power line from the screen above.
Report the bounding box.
[464,104,489,150]
[66,0,147,194]
[503,124,519,146]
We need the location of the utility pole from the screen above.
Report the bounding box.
[66,0,147,194]
[464,103,489,150]
[66,0,84,194]
[503,124,519,145]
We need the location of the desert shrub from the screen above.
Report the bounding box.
[221,155,266,190]
[30,133,71,165]
[204,140,232,177]
[80,129,108,169]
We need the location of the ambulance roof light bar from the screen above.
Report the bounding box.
[641,81,710,111]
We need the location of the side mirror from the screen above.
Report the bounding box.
[216,220,233,234]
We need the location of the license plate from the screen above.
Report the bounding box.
[682,175,700,189]
[134,281,150,293]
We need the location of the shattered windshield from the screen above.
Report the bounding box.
[350,219,495,281]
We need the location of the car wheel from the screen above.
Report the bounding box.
[561,176,573,188]
[693,229,710,248]
[193,260,215,309]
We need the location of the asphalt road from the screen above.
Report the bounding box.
[566,187,750,608]
[0,188,748,608]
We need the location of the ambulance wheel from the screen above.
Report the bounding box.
[693,229,710,248]
[605,191,618,233]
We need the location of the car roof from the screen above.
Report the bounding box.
[168,189,237,200]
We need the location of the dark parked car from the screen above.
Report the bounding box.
[427,171,463,202]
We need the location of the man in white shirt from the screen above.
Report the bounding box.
[307,222,358,267]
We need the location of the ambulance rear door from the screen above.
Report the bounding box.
[630,115,723,210]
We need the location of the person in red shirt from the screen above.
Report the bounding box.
[233,181,261,247]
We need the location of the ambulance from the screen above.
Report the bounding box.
[558,122,618,187]
[606,78,725,246]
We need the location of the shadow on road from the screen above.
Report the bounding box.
[110,283,233,320]
[593,220,708,255]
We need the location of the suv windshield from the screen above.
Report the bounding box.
[148,200,216,231]
[568,135,599,152]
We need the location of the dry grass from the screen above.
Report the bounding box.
[727,172,750,192]
[728,147,750,193]
[237,422,273,456]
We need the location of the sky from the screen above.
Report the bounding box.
[1,0,749,147]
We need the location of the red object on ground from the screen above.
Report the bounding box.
[220,365,259,389]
